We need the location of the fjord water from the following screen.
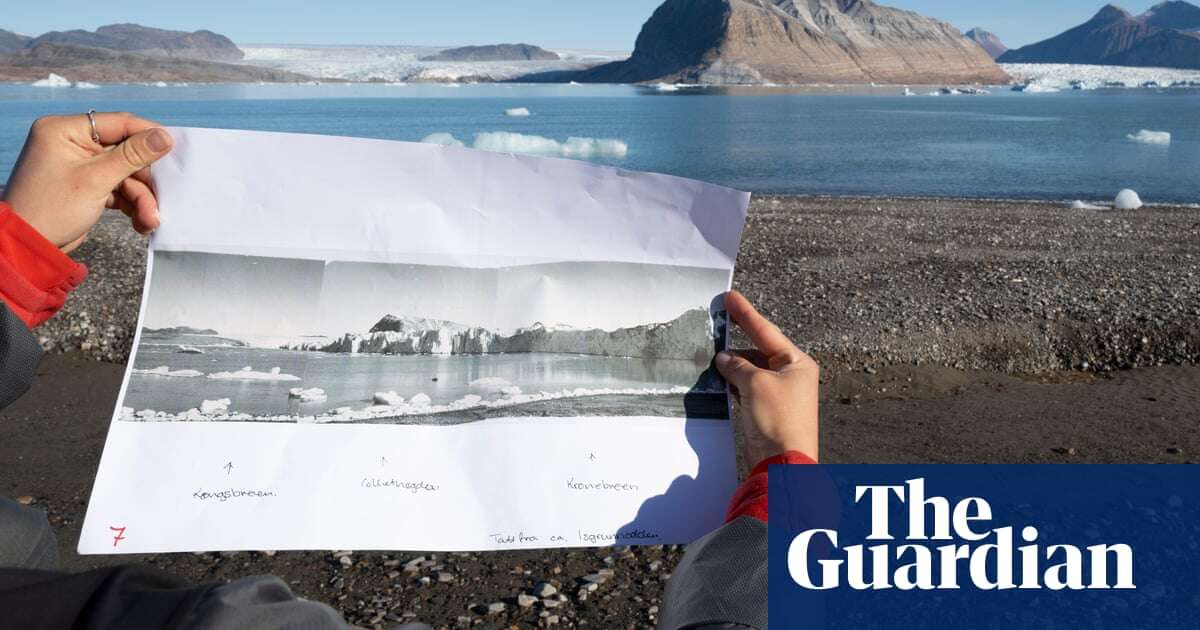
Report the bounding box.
[0,83,1196,202]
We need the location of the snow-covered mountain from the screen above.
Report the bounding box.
[283,309,717,361]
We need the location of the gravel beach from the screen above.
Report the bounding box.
[3,196,1199,628]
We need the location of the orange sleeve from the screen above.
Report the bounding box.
[0,202,88,328]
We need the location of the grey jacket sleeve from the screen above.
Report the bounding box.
[0,302,42,409]
[658,516,767,630]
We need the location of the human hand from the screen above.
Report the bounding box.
[2,112,173,253]
[715,291,820,464]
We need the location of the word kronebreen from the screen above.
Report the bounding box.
[788,478,1135,591]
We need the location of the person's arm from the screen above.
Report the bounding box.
[0,113,172,409]
[658,291,820,630]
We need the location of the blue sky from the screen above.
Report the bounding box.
[2,1,1168,50]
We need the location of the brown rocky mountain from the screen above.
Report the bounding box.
[0,43,311,83]
[1142,0,1200,30]
[0,29,30,54]
[571,0,1009,85]
[420,43,560,62]
[965,28,1009,59]
[999,3,1200,69]
[28,23,244,62]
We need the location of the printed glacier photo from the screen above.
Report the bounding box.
[121,251,731,424]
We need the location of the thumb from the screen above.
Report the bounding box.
[715,351,765,391]
[93,127,173,184]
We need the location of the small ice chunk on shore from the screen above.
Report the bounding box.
[1126,130,1171,145]
[1114,189,1143,210]
[288,387,328,403]
[208,366,301,381]
[1068,200,1104,210]
[373,391,405,406]
[410,393,432,406]
[504,107,531,117]
[200,399,231,415]
[32,73,72,88]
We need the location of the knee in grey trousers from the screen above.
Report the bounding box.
[0,496,59,570]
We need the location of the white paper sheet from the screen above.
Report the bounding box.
[80,128,750,554]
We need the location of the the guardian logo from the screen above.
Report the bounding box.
[789,478,1135,591]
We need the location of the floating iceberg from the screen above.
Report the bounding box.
[200,399,231,415]
[133,366,205,378]
[31,73,72,88]
[409,393,432,406]
[73,81,101,90]
[1114,189,1143,210]
[153,81,169,88]
[1068,200,1105,210]
[288,387,328,403]
[177,345,205,354]
[655,83,680,92]
[207,366,301,381]
[1126,130,1172,145]
[504,107,532,117]
[425,131,628,159]
[373,391,405,406]
[421,132,465,148]
[1012,83,1060,94]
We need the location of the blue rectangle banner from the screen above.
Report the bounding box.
[768,466,1200,629]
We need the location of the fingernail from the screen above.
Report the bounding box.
[147,128,171,153]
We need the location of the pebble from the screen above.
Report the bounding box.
[15,496,34,505]
[518,594,538,608]
[533,582,558,598]
[487,602,506,614]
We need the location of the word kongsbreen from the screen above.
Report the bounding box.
[788,478,1135,591]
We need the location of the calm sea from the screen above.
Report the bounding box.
[0,83,1197,203]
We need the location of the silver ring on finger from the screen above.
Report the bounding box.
[86,109,100,144]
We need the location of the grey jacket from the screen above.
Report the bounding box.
[0,302,41,409]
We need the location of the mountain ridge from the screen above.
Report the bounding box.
[998,2,1200,69]
[420,43,560,62]
[565,0,1010,85]
[284,309,718,362]
[965,28,1009,59]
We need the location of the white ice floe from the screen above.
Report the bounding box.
[1068,200,1105,210]
[200,399,231,415]
[207,366,302,382]
[423,131,627,159]
[902,87,915,96]
[133,366,205,378]
[177,345,205,354]
[153,81,169,87]
[373,391,406,406]
[504,107,532,117]
[123,385,695,424]
[31,73,72,88]
[1126,130,1172,145]
[288,387,328,403]
[655,83,680,92]
[1114,189,1144,210]
[474,132,628,158]
[421,132,465,148]
[73,81,101,89]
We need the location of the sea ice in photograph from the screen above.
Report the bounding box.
[504,107,532,117]
[121,251,731,425]
[424,131,629,159]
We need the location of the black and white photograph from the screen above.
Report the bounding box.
[122,251,731,424]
